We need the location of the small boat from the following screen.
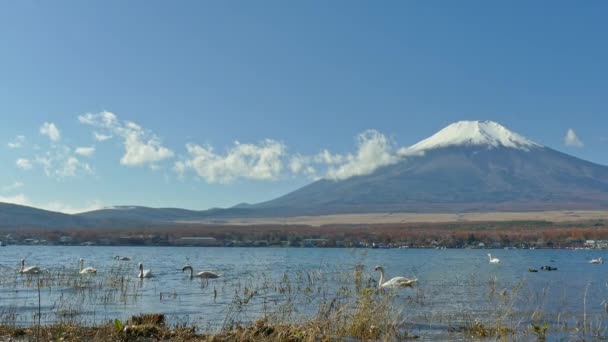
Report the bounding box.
[528,268,538,272]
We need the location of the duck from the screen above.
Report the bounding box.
[540,266,558,271]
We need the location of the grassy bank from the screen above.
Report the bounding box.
[0,286,420,341]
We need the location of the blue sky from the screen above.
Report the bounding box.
[1,1,607,213]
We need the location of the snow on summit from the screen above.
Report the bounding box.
[409,121,542,152]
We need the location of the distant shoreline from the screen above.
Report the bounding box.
[0,244,604,251]
[177,209,608,226]
[2,213,607,249]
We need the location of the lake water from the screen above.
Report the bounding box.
[0,246,606,339]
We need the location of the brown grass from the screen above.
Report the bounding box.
[8,215,608,249]
[179,210,608,226]
[0,293,417,342]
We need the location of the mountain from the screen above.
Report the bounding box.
[0,202,90,229]
[249,121,608,214]
[74,205,281,223]
[77,206,204,223]
[2,120,608,228]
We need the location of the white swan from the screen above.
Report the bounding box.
[590,257,603,264]
[182,265,220,281]
[488,254,501,264]
[79,258,97,274]
[114,256,131,261]
[18,259,41,274]
[138,263,153,278]
[373,265,417,288]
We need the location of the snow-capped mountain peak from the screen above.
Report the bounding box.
[409,120,542,152]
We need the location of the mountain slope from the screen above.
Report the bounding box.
[76,206,205,223]
[0,203,91,229]
[252,145,608,214]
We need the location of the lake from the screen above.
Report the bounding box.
[0,246,606,339]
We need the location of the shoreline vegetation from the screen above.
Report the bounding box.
[2,219,608,249]
[1,319,411,342]
[0,311,422,342]
[0,272,603,341]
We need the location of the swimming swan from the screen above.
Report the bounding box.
[114,256,131,261]
[590,257,603,264]
[79,258,97,274]
[18,259,41,274]
[138,263,153,278]
[373,265,417,288]
[182,265,220,281]
[488,254,501,264]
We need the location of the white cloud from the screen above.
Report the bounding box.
[7,135,26,148]
[79,111,118,127]
[564,128,584,148]
[284,131,404,181]
[289,154,308,174]
[0,193,103,214]
[79,111,174,166]
[1,181,24,193]
[15,121,97,178]
[173,160,187,177]
[176,130,402,183]
[177,139,286,184]
[75,146,96,156]
[325,130,399,180]
[93,132,112,141]
[61,156,92,177]
[314,149,346,164]
[120,128,174,166]
[40,122,61,142]
[41,200,104,214]
[289,154,317,177]
[396,146,425,157]
[15,143,93,179]
[0,193,29,206]
[16,158,33,170]
[78,111,407,183]
[34,146,93,178]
